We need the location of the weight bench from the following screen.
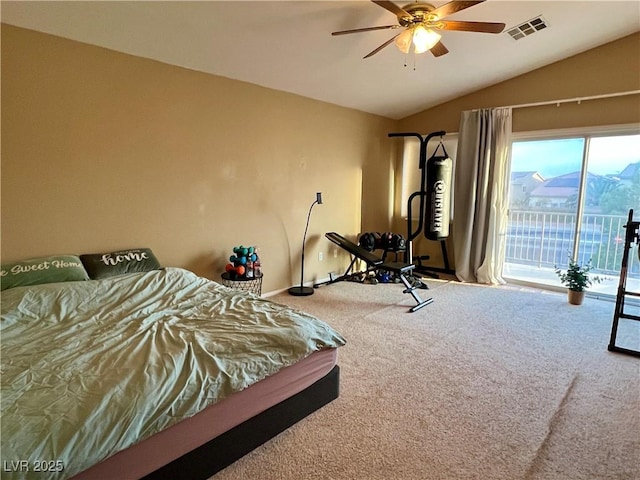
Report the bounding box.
[321,232,433,312]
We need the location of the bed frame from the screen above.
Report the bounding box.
[142,365,340,480]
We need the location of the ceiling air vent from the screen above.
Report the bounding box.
[507,16,548,40]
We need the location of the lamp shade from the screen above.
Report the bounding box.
[412,25,441,54]
[394,27,414,54]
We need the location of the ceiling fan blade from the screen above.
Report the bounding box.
[363,34,400,59]
[371,1,412,19]
[429,1,485,20]
[430,41,449,57]
[332,25,399,36]
[437,20,505,33]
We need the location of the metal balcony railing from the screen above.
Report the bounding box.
[505,210,639,275]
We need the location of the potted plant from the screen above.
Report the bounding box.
[554,257,602,305]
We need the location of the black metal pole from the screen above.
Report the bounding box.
[289,193,322,296]
[389,131,445,265]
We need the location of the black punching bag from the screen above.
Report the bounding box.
[425,147,453,240]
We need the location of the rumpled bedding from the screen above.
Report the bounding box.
[0,267,345,479]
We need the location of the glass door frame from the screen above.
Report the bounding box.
[504,123,640,299]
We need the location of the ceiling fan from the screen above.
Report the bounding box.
[332,0,505,59]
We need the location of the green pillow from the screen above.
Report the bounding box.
[80,248,161,280]
[1,255,90,291]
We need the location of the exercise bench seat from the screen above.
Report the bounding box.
[323,232,433,312]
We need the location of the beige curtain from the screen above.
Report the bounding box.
[453,108,512,284]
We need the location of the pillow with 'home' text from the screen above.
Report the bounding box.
[80,248,161,280]
[1,255,90,291]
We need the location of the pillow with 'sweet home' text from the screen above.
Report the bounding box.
[1,255,90,291]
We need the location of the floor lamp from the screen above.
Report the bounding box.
[288,192,322,296]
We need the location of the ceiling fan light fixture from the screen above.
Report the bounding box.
[333,0,503,59]
[394,27,414,53]
[412,25,441,53]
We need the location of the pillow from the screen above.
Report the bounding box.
[1,255,90,291]
[80,248,161,280]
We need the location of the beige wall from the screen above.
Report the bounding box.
[399,32,640,134]
[1,25,397,293]
[395,32,640,269]
[3,26,638,290]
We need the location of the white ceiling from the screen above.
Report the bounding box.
[2,1,639,119]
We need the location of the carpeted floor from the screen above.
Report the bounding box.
[212,279,640,480]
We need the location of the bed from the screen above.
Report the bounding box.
[0,251,346,479]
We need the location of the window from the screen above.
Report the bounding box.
[503,126,640,298]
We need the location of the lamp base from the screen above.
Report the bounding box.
[288,285,315,296]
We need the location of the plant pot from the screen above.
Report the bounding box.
[567,289,585,305]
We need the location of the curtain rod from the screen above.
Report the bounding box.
[502,90,640,110]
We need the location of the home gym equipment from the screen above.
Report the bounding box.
[608,209,640,357]
[388,130,455,277]
[358,232,406,256]
[358,231,414,283]
[320,232,433,312]
[425,149,453,240]
[226,245,259,278]
[316,231,415,287]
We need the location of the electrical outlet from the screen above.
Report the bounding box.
[318,252,324,262]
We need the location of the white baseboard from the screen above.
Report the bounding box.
[263,276,333,298]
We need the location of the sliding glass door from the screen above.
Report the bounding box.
[503,130,640,297]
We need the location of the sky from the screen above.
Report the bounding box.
[511,134,640,179]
